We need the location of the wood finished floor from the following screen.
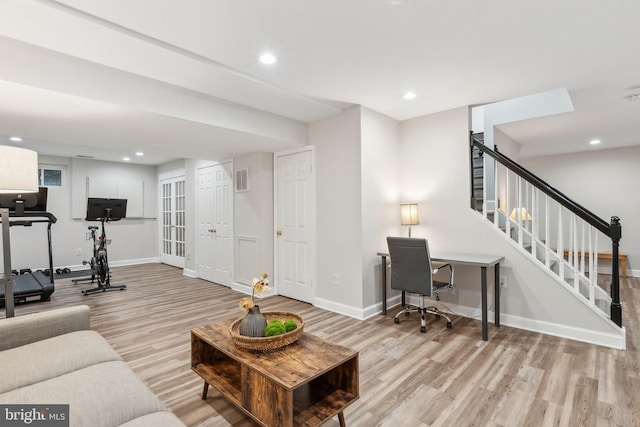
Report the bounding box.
[2,264,637,427]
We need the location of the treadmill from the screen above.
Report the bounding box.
[0,187,57,308]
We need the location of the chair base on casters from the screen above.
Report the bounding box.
[394,303,453,333]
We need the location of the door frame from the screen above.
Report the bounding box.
[158,168,186,268]
[273,146,316,303]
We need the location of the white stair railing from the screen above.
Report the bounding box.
[470,134,622,325]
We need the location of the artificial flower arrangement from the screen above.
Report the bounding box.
[238,269,271,312]
[235,269,299,339]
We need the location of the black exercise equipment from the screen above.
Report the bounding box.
[72,198,127,295]
[0,188,56,308]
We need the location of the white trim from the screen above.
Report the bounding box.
[314,296,368,320]
[52,257,160,272]
[183,268,197,278]
[400,295,625,350]
[499,312,626,350]
[158,168,186,181]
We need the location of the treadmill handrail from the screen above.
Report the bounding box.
[1,211,57,224]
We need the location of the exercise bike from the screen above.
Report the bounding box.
[73,198,127,295]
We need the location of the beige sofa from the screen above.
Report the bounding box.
[0,305,185,427]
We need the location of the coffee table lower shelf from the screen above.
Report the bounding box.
[191,322,359,427]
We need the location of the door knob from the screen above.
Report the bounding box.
[276,230,283,236]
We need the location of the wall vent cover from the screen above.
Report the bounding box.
[235,168,249,192]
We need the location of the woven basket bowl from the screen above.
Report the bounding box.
[229,311,304,352]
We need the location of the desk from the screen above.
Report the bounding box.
[192,320,359,427]
[377,251,504,341]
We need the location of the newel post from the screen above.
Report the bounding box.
[610,216,622,327]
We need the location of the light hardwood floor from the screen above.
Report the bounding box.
[2,264,637,426]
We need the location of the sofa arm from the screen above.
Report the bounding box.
[0,305,90,351]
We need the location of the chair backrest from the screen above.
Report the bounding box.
[386,237,434,297]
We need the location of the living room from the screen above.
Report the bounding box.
[2,1,640,426]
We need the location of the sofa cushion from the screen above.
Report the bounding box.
[0,330,121,394]
[0,305,91,351]
[0,361,169,427]
[118,411,185,427]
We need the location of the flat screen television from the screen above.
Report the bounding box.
[0,187,48,215]
[86,198,127,221]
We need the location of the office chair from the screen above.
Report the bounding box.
[386,237,454,333]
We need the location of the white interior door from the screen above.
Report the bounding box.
[212,162,233,285]
[196,162,233,285]
[275,148,315,304]
[197,165,216,282]
[159,175,186,268]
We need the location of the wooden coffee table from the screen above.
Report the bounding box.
[191,320,359,427]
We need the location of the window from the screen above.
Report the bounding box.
[38,165,66,188]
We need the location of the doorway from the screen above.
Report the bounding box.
[275,148,315,304]
[159,172,186,268]
[196,161,233,285]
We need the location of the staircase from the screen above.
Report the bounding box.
[469,133,623,328]
[470,134,484,212]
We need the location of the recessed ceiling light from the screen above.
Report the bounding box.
[123,157,131,161]
[589,139,601,145]
[135,152,144,156]
[259,53,277,65]
[403,91,417,100]
[9,136,22,142]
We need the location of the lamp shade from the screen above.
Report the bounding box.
[400,203,419,226]
[0,146,38,193]
[509,207,532,221]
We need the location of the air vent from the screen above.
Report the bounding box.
[235,168,249,192]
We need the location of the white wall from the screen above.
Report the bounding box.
[7,156,158,272]
[233,152,274,291]
[521,146,640,277]
[360,107,400,310]
[311,106,363,312]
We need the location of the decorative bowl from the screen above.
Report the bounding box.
[229,311,304,352]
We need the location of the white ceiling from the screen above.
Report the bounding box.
[1,0,639,165]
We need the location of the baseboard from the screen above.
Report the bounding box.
[52,258,160,272]
[183,268,197,278]
[109,258,160,267]
[500,312,626,350]
[376,296,625,350]
[231,281,250,294]
[314,297,369,320]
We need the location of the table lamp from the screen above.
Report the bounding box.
[0,145,39,318]
[509,207,532,224]
[400,203,419,237]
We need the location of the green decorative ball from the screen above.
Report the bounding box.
[264,320,286,337]
[284,319,298,332]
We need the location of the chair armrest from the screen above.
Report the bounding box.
[433,263,454,286]
[0,305,90,351]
